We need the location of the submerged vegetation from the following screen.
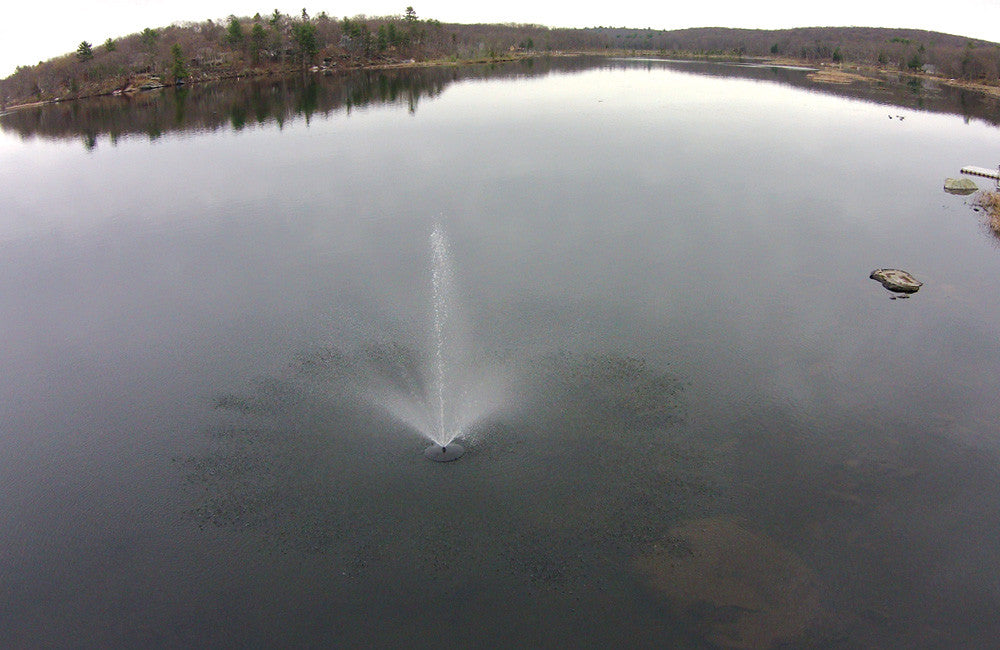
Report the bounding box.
[3,7,1000,109]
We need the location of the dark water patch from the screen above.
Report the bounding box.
[181,345,698,580]
[176,339,735,643]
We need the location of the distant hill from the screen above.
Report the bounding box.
[587,25,996,73]
[2,12,998,108]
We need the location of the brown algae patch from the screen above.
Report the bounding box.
[636,517,820,649]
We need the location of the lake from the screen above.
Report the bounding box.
[3,56,1000,648]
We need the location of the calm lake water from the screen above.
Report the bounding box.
[4,57,1000,647]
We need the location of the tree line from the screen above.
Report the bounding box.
[2,10,999,108]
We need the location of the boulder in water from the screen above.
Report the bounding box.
[870,268,922,293]
[944,178,978,195]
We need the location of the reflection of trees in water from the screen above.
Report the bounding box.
[10,55,1000,146]
[0,57,601,145]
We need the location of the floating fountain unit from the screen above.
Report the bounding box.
[424,443,465,462]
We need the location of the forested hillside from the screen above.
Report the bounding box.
[3,7,999,108]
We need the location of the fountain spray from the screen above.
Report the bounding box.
[425,222,465,462]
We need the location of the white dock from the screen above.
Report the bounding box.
[961,166,1000,179]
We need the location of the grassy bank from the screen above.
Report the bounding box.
[975,191,1000,236]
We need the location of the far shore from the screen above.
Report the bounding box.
[4,49,1000,114]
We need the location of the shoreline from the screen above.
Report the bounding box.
[4,49,1000,113]
[0,51,544,113]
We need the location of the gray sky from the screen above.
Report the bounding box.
[4,0,1000,78]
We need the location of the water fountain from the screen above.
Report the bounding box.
[331,222,501,461]
[420,222,493,461]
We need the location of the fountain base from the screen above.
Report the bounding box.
[424,443,465,462]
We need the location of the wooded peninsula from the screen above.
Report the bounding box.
[4,7,1000,109]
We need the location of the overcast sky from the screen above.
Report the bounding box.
[4,0,1000,78]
